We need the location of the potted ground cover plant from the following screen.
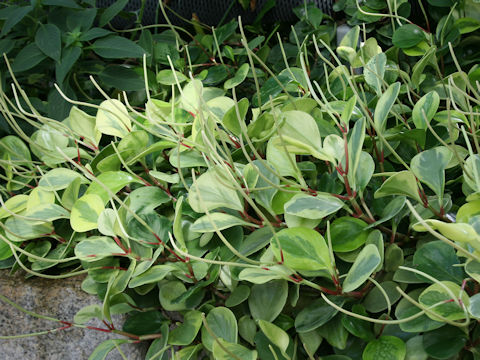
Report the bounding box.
[1,0,480,359]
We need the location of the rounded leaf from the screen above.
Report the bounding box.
[248,280,288,322]
[342,244,381,292]
[330,217,369,252]
[270,227,333,273]
[96,99,132,138]
[201,307,238,351]
[70,194,104,232]
[362,336,406,360]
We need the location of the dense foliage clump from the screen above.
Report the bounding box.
[2,0,480,359]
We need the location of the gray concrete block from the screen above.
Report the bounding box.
[0,271,147,360]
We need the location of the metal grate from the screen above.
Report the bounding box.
[96,0,334,28]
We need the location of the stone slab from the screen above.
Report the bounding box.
[0,271,147,360]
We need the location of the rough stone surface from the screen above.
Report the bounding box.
[0,271,147,360]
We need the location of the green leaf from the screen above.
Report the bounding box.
[411,147,452,201]
[419,281,470,321]
[363,281,402,313]
[0,5,32,38]
[270,227,333,273]
[74,304,102,324]
[337,26,360,63]
[145,324,169,360]
[88,339,129,360]
[384,243,404,272]
[188,167,243,213]
[246,160,279,215]
[392,24,426,48]
[253,74,291,107]
[56,46,82,85]
[128,265,175,288]
[330,217,369,252]
[347,118,366,190]
[27,187,54,210]
[412,91,440,130]
[201,307,238,351]
[99,0,129,26]
[4,217,53,241]
[86,171,140,204]
[412,46,437,89]
[158,281,189,311]
[122,310,164,336]
[92,36,145,59]
[455,17,480,34]
[173,345,202,360]
[212,339,257,360]
[238,266,291,284]
[395,288,443,333]
[364,53,386,94]
[25,203,70,222]
[98,65,145,91]
[156,69,187,86]
[374,171,422,203]
[191,213,250,232]
[341,305,374,341]
[258,320,290,357]
[295,296,345,333]
[70,194,104,232]
[278,111,324,159]
[225,285,251,307]
[150,171,179,184]
[363,336,406,360]
[267,136,299,179]
[224,63,250,89]
[168,310,202,345]
[422,326,468,360]
[374,82,401,134]
[238,316,256,346]
[39,168,88,190]
[96,99,132,138]
[405,336,428,360]
[12,43,47,72]
[64,106,101,147]
[412,241,464,284]
[469,293,480,318]
[0,194,29,219]
[75,236,124,261]
[222,98,249,137]
[0,236,12,260]
[35,24,61,62]
[366,196,406,229]
[284,193,344,220]
[342,244,381,292]
[248,280,288,322]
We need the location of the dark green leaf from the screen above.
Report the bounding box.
[122,311,164,336]
[363,336,406,360]
[412,241,464,284]
[99,0,129,27]
[422,326,467,359]
[35,24,61,62]
[330,217,369,252]
[92,36,145,59]
[98,65,145,91]
[0,6,32,38]
[295,296,345,333]
[249,280,288,322]
[12,43,47,72]
[392,24,426,48]
[56,46,82,84]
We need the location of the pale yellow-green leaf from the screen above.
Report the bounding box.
[96,99,131,138]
